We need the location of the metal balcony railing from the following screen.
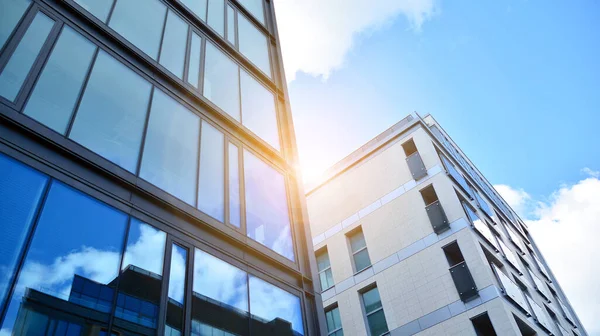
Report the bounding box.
[406,152,427,180]
[449,261,478,302]
[425,200,449,234]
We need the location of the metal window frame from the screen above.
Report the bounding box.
[324,305,343,335]
[359,285,388,336]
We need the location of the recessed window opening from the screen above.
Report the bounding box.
[442,241,465,267]
[420,185,439,206]
[471,313,497,336]
[514,314,536,336]
[401,138,418,157]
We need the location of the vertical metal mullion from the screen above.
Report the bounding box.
[134,86,156,177]
[156,8,170,63]
[234,6,239,49]
[198,37,206,94]
[195,119,203,208]
[0,0,34,56]
[184,243,194,335]
[63,46,99,137]
[106,216,133,334]
[0,178,52,326]
[183,26,192,84]
[0,4,37,74]
[237,67,242,123]
[157,235,174,336]
[224,137,230,227]
[105,0,119,25]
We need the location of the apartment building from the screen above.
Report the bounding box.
[306,114,586,336]
[0,0,325,335]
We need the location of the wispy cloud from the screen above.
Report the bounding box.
[274,0,439,81]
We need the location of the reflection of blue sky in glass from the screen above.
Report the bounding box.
[0,154,48,310]
[249,276,303,335]
[122,219,166,275]
[197,121,225,222]
[168,244,187,305]
[193,249,248,311]
[0,181,128,334]
[244,150,294,261]
[0,0,31,50]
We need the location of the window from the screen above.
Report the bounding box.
[361,286,388,336]
[421,184,438,206]
[23,26,96,134]
[464,202,498,251]
[0,154,48,310]
[108,0,167,59]
[325,306,343,336]
[240,70,279,150]
[187,32,202,88]
[203,42,240,120]
[421,185,449,233]
[514,314,536,336]
[0,11,54,102]
[165,244,188,335]
[0,181,128,334]
[443,241,478,301]
[226,5,236,45]
[238,0,265,25]
[159,10,188,79]
[440,154,472,197]
[197,121,225,222]
[139,89,200,206]
[401,138,418,156]
[249,275,304,335]
[69,50,152,173]
[0,0,31,50]
[348,229,371,273]
[238,13,270,77]
[74,0,114,22]
[317,249,334,290]
[207,0,225,36]
[244,149,294,261]
[228,143,241,228]
[471,313,497,336]
[180,0,208,22]
[402,139,426,180]
[442,241,465,267]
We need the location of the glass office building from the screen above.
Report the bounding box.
[0,0,324,335]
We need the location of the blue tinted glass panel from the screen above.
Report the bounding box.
[159,11,187,79]
[240,71,279,150]
[181,0,207,21]
[238,0,264,25]
[0,182,128,334]
[207,0,225,37]
[203,43,240,120]
[187,32,201,89]
[166,244,187,334]
[74,0,114,22]
[362,287,382,313]
[140,89,200,206]
[0,154,48,311]
[249,276,303,335]
[226,5,235,45]
[244,150,294,261]
[109,0,166,59]
[237,14,270,77]
[0,12,53,102]
[228,143,241,228]
[0,0,31,50]
[193,249,248,311]
[197,121,224,222]
[24,26,96,134]
[69,51,151,173]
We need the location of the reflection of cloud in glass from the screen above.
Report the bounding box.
[122,219,166,275]
[249,276,304,335]
[168,244,187,305]
[193,249,248,311]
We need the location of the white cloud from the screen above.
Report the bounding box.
[494,170,600,335]
[274,0,439,81]
[494,184,534,217]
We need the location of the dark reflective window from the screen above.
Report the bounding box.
[0,11,54,102]
[159,11,188,79]
[180,0,208,21]
[0,181,128,335]
[24,26,96,134]
[228,143,241,228]
[139,89,200,206]
[325,307,343,336]
[238,0,264,25]
[114,219,166,330]
[0,0,31,50]
[0,154,48,311]
[197,121,225,222]
[249,276,303,335]
[109,0,166,59]
[240,70,279,150]
[237,14,270,77]
[362,287,388,336]
[243,150,294,261]
[74,0,114,22]
[69,51,151,173]
[203,42,240,121]
[207,0,225,37]
[187,32,202,89]
[191,249,249,336]
[165,244,188,336]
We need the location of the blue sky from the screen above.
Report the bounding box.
[276,0,600,333]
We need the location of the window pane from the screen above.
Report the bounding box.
[197,121,224,222]
[226,5,235,45]
[0,0,31,50]
[109,0,166,59]
[0,182,128,334]
[249,276,304,335]
[159,11,187,79]
[353,249,371,272]
[319,269,333,290]
[203,43,240,120]
[366,310,388,336]
[316,252,330,272]
[325,307,342,332]
[69,51,151,173]
[237,14,270,77]
[115,219,166,329]
[228,143,241,228]
[362,287,382,314]
[0,154,48,310]
[206,0,224,37]
[243,150,294,261]
[238,0,264,25]
[74,0,114,22]
[0,12,53,102]
[180,0,207,21]
[24,26,96,134]
[166,244,187,335]
[140,89,200,206]
[349,231,366,252]
[187,32,201,89]
[240,70,279,150]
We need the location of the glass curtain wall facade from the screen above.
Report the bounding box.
[0,0,323,335]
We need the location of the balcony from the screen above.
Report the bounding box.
[406,152,427,180]
[492,264,530,315]
[425,200,449,233]
[449,261,478,302]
